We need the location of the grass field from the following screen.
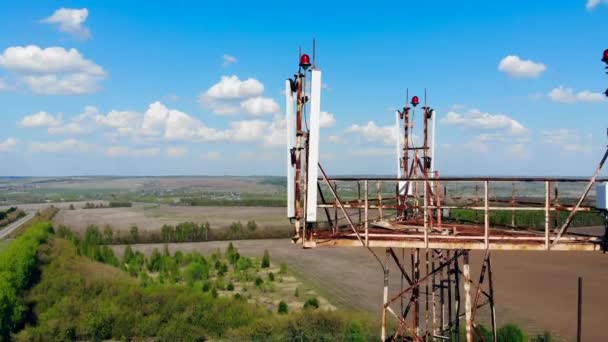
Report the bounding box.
[54,204,289,234]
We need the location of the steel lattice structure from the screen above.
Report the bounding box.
[285,47,608,341]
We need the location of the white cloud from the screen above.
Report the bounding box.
[586,0,608,9]
[166,147,188,157]
[199,75,271,116]
[96,110,141,136]
[548,86,605,103]
[27,101,288,151]
[203,75,263,100]
[346,121,397,145]
[0,45,106,95]
[440,109,527,135]
[29,139,92,153]
[498,55,546,78]
[48,106,99,135]
[105,146,161,157]
[0,46,103,75]
[23,73,103,95]
[320,111,336,128]
[222,54,237,66]
[240,96,280,116]
[19,111,62,127]
[542,129,592,153]
[0,138,17,152]
[42,8,90,39]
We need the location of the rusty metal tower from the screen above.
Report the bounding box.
[286,47,608,341]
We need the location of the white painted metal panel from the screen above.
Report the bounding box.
[395,111,406,195]
[596,183,608,210]
[306,70,322,222]
[286,80,296,218]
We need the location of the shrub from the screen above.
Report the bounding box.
[303,297,320,309]
[532,331,553,342]
[261,250,270,268]
[202,281,212,292]
[294,287,299,297]
[254,276,264,288]
[227,282,235,291]
[278,301,288,314]
[0,221,53,338]
[497,323,526,342]
[268,272,275,282]
[185,262,208,286]
[211,287,218,298]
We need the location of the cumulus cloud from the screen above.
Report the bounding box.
[440,108,527,135]
[346,121,397,145]
[548,86,605,103]
[0,138,17,152]
[586,0,608,9]
[320,111,336,128]
[0,45,106,94]
[328,135,340,143]
[542,129,592,153]
[42,8,91,39]
[29,139,93,153]
[222,54,237,66]
[48,106,99,135]
[498,55,546,78]
[26,101,289,155]
[240,96,280,116]
[19,111,62,127]
[199,75,282,116]
[203,75,263,100]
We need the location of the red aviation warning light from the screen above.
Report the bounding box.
[411,96,420,107]
[299,54,311,70]
[602,49,608,64]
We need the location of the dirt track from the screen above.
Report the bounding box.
[118,239,608,341]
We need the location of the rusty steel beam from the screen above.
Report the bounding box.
[319,176,608,182]
[553,147,608,246]
[317,239,603,251]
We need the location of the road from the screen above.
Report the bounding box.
[0,212,35,239]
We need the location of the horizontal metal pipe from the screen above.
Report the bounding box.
[319,176,608,183]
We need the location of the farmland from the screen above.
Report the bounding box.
[118,238,608,341]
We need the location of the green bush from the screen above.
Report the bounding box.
[268,272,275,282]
[0,220,53,338]
[531,331,553,342]
[304,297,320,309]
[278,301,288,314]
[261,250,270,268]
[497,323,526,342]
[254,276,264,288]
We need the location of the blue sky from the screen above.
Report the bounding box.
[0,1,606,176]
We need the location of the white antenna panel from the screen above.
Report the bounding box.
[286,80,296,218]
[306,70,322,222]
